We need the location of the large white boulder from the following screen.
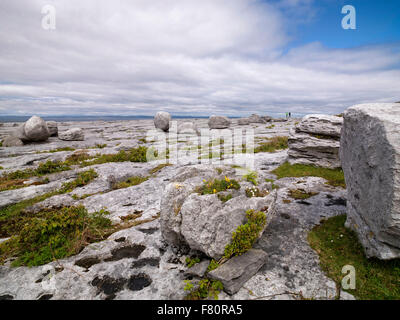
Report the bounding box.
[59,128,84,141]
[13,116,50,142]
[340,103,400,259]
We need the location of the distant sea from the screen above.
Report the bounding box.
[0,115,222,123]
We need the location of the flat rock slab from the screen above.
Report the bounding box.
[208,249,267,295]
[184,260,210,278]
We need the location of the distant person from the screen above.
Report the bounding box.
[289,112,291,118]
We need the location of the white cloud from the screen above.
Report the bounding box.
[0,0,399,117]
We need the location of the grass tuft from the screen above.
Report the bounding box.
[271,162,345,188]
[254,136,288,153]
[308,215,400,300]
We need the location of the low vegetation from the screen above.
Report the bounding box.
[265,178,279,190]
[184,279,224,300]
[254,136,288,153]
[112,176,148,190]
[185,257,200,268]
[271,162,346,188]
[243,171,258,185]
[217,193,233,203]
[223,209,266,260]
[198,177,240,195]
[0,205,114,267]
[80,146,148,166]
[308,215,400,300]
[245,186,269,198]
[288,189,319,200]
[59,169,98,193]
[149,163,172,175]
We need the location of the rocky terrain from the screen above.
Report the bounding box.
[0,115,354,300]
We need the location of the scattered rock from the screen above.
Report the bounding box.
[46,121,58,137]
[248,114,264,124]
[154,112,171,132]
[208,115,231,129]
[59,128,84,141]
[296,114,343,138]
[208,249,267,295]
[13,116,50,143]
[340,103,400,259]
[2,136,24,147]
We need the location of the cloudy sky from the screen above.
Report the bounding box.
[0,0,399,117]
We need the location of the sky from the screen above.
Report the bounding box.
[0,0,399,117]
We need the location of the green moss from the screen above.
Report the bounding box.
[149,163,171,175]
[206,259,220,272]
[310,133,339,141]
[0,205,114,267]
[95,144,107,149]
[217,193,233,203]
[308,215,400,300]
[223,209,266,259]
[266,124,275,129]
[37,147,76,154]
[59,169,98,194]
[271,162,346,188]
[288,189,319,200]
[184,279,224,300]
[80,146,148,166]
[198,177,240,195]
[112,176,148,190]
[243,171,258,185]
[185,257,201,268]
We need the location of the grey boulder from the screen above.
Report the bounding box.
[59,128,84,141]
[248,114,264,124]
[13,116,50,142]
[208,249,267,295]
[296,114,343,138]
[2,136,24,147]
[340,103,400,259]
[208,116,231,129]
[237,118,250,125]
[154,112,171,132]
[46,121,58,137]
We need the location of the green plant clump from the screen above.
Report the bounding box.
[288,189,319,200]
[184,279,224,300]
[243,171,258,185]
[59,169,98,193]
[80,146,148,166]
[254,136,288,153]
[112,176,149,190]
[217,193,233,203]
[308,215,400,300]
[185,257,201,268]
[206,259,220,272]
[199,177,240,195]
[271,162,346,188]
[223,209,266,259]
[0,205,113,267]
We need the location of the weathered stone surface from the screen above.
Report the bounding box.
[340,103,400,259]
[208,116,231,129]
[237,118,250,125]
[178,122,198,135]
[248,114,264,124]
[154,112,171,132]
[160,165,277,259]
[296,114,343,138]
[287,114,342,169]
[2,136,24,147]
[288,128,341,168]
[261,116,273,123]
[209,249,267,295]
[46,121,58,137]
[59,128,84,141]
[184,260,210,278]
[24,116,50,142]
